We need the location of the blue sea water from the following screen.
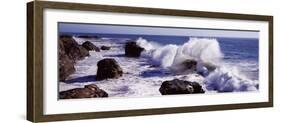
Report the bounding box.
[134,35,259,80]
[218,38,259,80]
[61,33,259,81]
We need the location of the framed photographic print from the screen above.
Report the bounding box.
[27,0,273,122]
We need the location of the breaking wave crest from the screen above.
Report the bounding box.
[137,37,223,70]
[136,37,258,92]
[204,67,258,92]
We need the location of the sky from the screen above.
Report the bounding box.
[58,23,259,39]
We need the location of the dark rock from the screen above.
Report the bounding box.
[59,84,108,99]
[204,63,216,72]
[60,36,89,61]
[159,79,205,95]
[58,35,90,81]
[82,41,100,52]
[183,60,197,70]
[96,58,123,80]
[125,41,144,57]
[100,45,111,50]
[59,35,72,38]
[58,38,75,81]
[171,60,197,73]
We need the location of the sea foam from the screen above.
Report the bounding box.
[204,66,258,92]
[136,37,161,51]
[136,37,223,71]
[136,37,258,92]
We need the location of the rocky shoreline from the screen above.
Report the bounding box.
[58,35,207,99]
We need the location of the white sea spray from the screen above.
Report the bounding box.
[136,37,258,92]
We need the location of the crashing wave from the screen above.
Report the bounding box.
[204,66,258,92]
[136,37,222,71]
[136,37,258,92]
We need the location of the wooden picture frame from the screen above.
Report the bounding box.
[27,1,273,122]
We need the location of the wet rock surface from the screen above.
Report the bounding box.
[159,79,205,95]
[96,58,123,81]
[59,84,108,99]
[82,41,100,52]
[125,41,144,57]
[100,45,111,50]
[58,35,90,81]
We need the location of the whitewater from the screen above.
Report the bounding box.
[59,36,258,97]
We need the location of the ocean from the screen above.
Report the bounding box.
[59,33,259,96]
[62,33,259,81]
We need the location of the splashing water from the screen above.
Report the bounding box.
[204,66,258,92]
[137,37,223,70]
[136,37,258,92]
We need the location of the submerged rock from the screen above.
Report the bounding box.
[82,41,100,52]
[171,59,198,74]
[183,60,197,71]
[100,45,111,50]
[125,41,144,57]
[174,59,217,76]
[204,64,217,72]
[59,84,108,99]
[96,58,123,81]
[159,79,205,95]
